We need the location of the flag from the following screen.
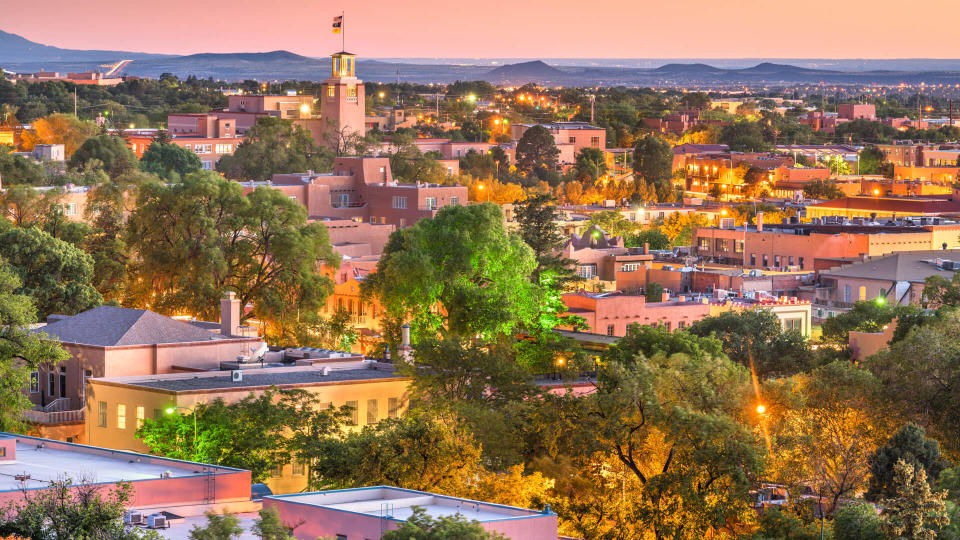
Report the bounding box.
[332,15,342,33]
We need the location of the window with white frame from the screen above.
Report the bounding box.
[578,264,597,279]
[392,196,407,209]
[621,263,640,272]
[425,197,437,210]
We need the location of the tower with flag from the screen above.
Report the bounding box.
[320,11,365,147]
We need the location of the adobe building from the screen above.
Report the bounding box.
[560,225,653,289]
[264,487,558,540]
[562,291,712,337]
[29,297,262,413]
[804,195,960,219]
[319,52,366,146]
[510,121,605,159]
[85,364,409,494]
[250,156,468,229]
[693,213,960,271]
[0,433,252,513]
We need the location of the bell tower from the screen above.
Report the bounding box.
[320,51,366,147]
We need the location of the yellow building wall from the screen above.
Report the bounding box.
[85,377,410,494]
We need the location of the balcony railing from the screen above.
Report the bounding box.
[22,409,84,424]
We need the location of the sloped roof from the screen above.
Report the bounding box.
[821,250,960,282]
[37,306,228,347]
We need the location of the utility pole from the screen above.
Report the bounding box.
[73,87,77,117]
[950,99,954,126]
[590,95,595,124]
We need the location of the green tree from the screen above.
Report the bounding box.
[307,413,483,493]
[585,209,637,238]
[688,309,812,377]
[250,507,294,540]
[632,134,673,199]
[188,512,243,540]
[803,179,845,200]
[868,424,948,502]
[859,145,886,175]
[0,185,64,227]
[137,389,345,483]
[881,460,949,540]
[574,147,607,182]
[0,263,69,432]
[719,121,769,152]
[216,117,334,180]
[748,507,823,540]
[124,171,337,341]
[629,228,670,250]
[0,226,102,318]
[515,125,559,176]
[69,134,138,177]
[923,272,960,308]
[380,507,505,540]
[645,281,664,302]
[0,146,45,185]
[363,203,539,341]
[0,478,160,540]
[820,300,921,346]
[139,141,202,180]
[833,502,887,540]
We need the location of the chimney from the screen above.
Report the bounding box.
[401,324,411,347]
[399,324,413,362]
[756,212,764,232]
[643,242,650,255]
[220,292,240,337]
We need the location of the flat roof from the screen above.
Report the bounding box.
[94,365,402,393]
[0,434,239,493]
[266,486,551,523]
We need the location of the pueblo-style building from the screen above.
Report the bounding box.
[246,156,468,230]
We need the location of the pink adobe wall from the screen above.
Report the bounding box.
[263,499,557,540]
[0,438,14,460]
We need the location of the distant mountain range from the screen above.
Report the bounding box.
[5,29,960,86]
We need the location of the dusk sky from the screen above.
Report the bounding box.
[5,0,960,59]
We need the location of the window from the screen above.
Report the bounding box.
[136,406,145,429]
[774,255,781,267]
[48,372,55,397]
[98,401,107,428]
[366,399,379,424]
[606,324,615,336]
[664,322,672,331]
[750,253,756,266]
[117,404,126,430]
[425,197,437,210]
[788,256,794,266]
[844,285,852,303]
[784,318,803,332]
[678,321,685,329]
[345,401,358,426]
[63,202,78,216]
[859,286,867,301]
[568,136,576,143]
[215,144,233,154]
[327,86,335,98]
[450,196,459,206]
[590,136,601,147]
[735,240,744,253]
[202,161,212,170]
[193,144,212,154]
[715,239,730,252]
[272,463,284,477]
[392,196,407,209]
[292,460,305,476]
[399,218,406,228]
[29,372,39,393]
[762,254,768,267]
[879,288,887,299]
[798,257,805,269]
[335,535,347,540]
[388,397,400,419]
[621,263,640,272]
[0,447,4,457]
[697,237,710,250]
[578,264,597,279]
[59,367,66,398]
[347,84,358,101]
[332,193,350,208]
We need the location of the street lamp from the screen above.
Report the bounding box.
[165,406,198,458]
[477,183,486,202]
[756,404,766,415]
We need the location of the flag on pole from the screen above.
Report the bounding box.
[332,15,342,33]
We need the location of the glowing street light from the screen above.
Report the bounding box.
[756,404,766,415]
[378,92,385,98]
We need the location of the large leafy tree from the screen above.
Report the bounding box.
[69,135,138,177]
[688,309,812,378]
[0,225,102,318]
[574,147,607,182]
[123,171,337,340]
[139,141,202,180]
[216,117,334,180]
[20,113,98,157]
[515,125,559,176]
[867,423,948,502]
[0,479,159,540]
[137,389,345,483]
[0,263,69,432]
[881,460,949,540]
[0,146,45,185]
[719,121,769,152]
[632,134,673,199]
[363,203,539,341]
[540,324,764,539]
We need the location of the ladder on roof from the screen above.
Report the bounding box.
[380,503,394,536]
[204,467,216,504]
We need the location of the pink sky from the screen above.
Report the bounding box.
[6,0,960,59]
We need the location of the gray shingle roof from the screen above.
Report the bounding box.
[821,250,960,282]
[37,306,229,347]
[131,368,401,392]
